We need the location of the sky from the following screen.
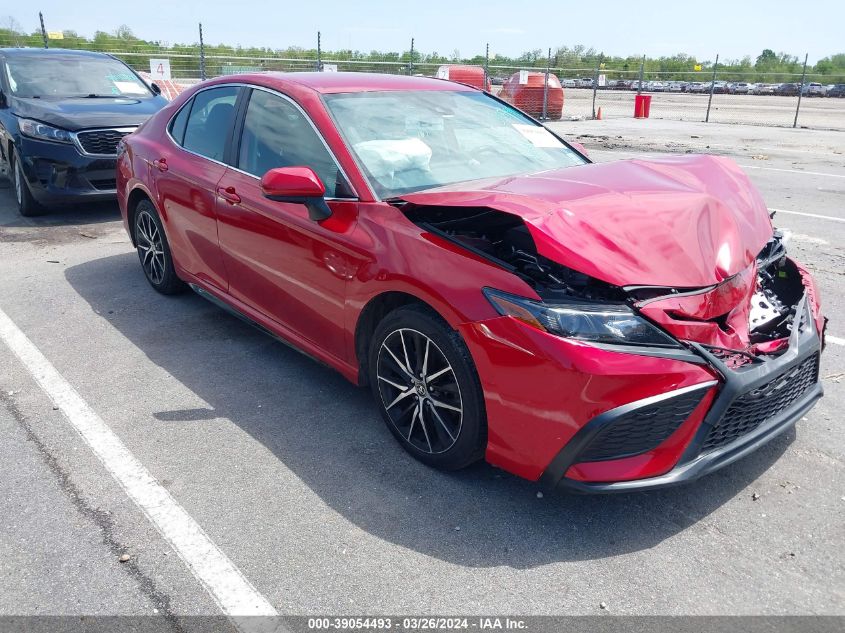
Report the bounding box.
[5,0,842,64]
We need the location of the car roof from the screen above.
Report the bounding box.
[0,47,116,59]
[219,71,477,94]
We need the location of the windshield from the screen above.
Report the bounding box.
[4,55,151,99]
[324,91,586,198]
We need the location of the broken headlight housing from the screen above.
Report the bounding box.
[483,288,680,348]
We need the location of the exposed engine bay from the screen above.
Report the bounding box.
[403,205,628,303]
[402,204,808,355]
[747,230,805,344]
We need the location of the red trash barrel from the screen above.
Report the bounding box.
[634,94,652,118]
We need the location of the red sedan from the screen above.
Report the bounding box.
[117,73,825,492]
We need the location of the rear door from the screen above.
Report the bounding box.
[153,85,241,291]
[214,87,361,359]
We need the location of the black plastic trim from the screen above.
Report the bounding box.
[542,292,823,493]
[538,381,717,489]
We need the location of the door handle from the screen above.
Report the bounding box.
[152,158,168,172]
[217,186,241,204]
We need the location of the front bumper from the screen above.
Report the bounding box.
[18,136,119,205]
[543,294,823,493]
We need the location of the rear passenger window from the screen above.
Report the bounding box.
[237,88,352,198]
[181,86,239,162]
[168,101,191,145]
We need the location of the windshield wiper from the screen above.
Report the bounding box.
[78,94,122,98]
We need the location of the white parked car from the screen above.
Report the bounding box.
[733,82,751,94]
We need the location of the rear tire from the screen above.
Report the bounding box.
[133,199,186,295]
[368,305,486,470]
[12,151,46,217]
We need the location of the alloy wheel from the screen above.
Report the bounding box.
[135,210,166,285]
[376,328,463,454]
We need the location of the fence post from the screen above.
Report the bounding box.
[637,56,644,94]
[484,43,490,87]
[39,12,48,48]
[316,31,322,71]
[591,53,603,119]
[705,53,719,122]
[794,53,808,128]
[541,48,552,121]
[198,23,206,81]
[409,38,415,75]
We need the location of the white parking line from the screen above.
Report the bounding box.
[739,164,845,179]
[828,335,845,347]
[0,307,281,630]
[769,208,845,223]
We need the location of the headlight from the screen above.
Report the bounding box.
[19,118,73,144]
[483,288,680,348]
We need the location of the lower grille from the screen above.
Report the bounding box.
[703,352,820,452]
[75,129,133,156]
[578,389,706,462]
[90,178,117,191]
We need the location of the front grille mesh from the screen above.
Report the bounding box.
[702,352,819,452]
[578,389,706,462]
[76,129,132,155]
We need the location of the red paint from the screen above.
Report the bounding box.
[260,166,326,198]
[400,154,774,288]
[116,73,823,488]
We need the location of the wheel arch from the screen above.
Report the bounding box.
[354,291,452,387]
[126,186,157,247]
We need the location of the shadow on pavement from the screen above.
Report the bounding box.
[65,252,794,569]
[0,182,120,229]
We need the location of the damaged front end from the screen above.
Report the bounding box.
[401,201,823,362]
[400,201,825,491]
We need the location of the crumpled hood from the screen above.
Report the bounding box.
[400,154,773,288]
[11,95,166,131]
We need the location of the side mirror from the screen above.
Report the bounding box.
[150,82,162,96]
[571,142,589,157]
[260,166,331,221]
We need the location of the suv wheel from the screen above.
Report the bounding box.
[12,151,45,217]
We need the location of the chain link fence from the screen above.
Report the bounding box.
[2,19,844,130]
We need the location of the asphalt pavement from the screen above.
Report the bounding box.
[0,118,842,624]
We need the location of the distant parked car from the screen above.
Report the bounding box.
[802,83,824,97]
[754,83,777,95]
[733,82,751,94]
[562,78,577,88]
[0,47,167,216]
[650,81,665,92]
[577,77,594,88]
[827,84,845,98]
[777,83,800,96]
[688,82,707,93]
[712,81,728,94]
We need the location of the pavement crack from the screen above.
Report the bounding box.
[0,390,186,632]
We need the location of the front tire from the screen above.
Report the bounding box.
[133,199,186,295]
[12,151,46,217]
[368,305,486,470]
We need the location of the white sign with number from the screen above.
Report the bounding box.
[149,59,172,81]
[598,74,607,87]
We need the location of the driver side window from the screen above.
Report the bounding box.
[237,89,351,198]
